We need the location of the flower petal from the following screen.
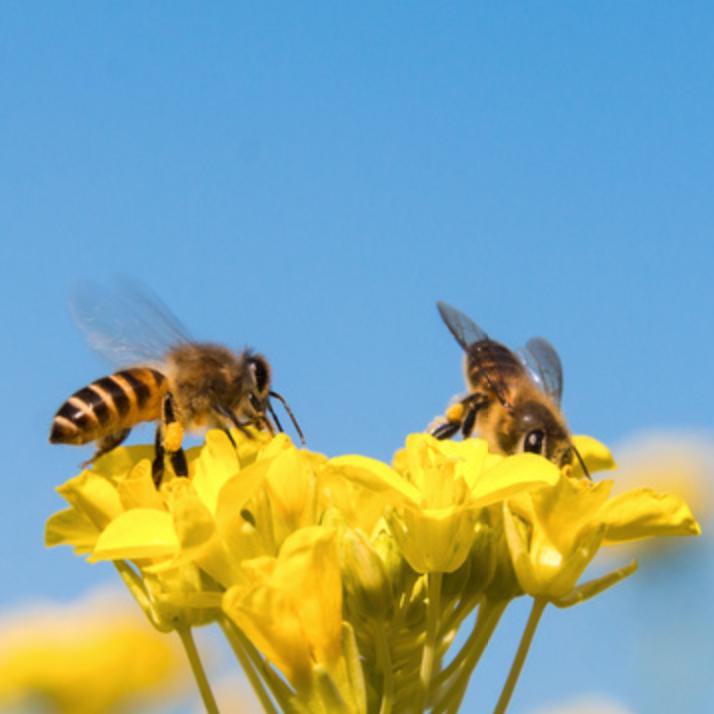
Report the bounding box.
[44,508,99,554]
[57,471,123,530]
[571,434,617,477]
[601,488,702,542]
[472,453,560,506]
[191,430,241,515]
[92,509,179,560]
[389,506,479,573]
[117,460,164,511]
[326,455,422,506]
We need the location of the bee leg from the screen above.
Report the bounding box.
[461,405,478,437]
[213,405,253,440]
[169,449,188,478]
[461,393,489,438]
[431,393,489,440]
[431,421,461,440]
[152,426,165,486]
[159,392,188,480]
[222,428,237,447]
[83,428,132,467]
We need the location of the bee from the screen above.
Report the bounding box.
[49,282,304,485]
[430,301,588,475]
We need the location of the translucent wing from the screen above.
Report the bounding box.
[69,278,192,368]
[517,337,564,405]
[436,301,489,351]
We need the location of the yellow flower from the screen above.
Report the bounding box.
[0,587,186,714]
[223,526,365,711]
[503,474,700,605]
[45,430,326,628]
[570,434,617,478]
[45,428,703,714]
[326,434,560,573]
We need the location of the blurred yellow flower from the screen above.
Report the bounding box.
[529,693,636,714]
[612,430,714,526]
[0,587,185,714]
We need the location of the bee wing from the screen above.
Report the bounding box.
[69,279,192,368]
[436,301,489,351]
[517,337,564,405]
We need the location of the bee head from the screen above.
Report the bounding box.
[246,353,272,401]
[244,353,305,445]
[499,399,572,468]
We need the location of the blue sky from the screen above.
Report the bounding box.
[1,3,712,712]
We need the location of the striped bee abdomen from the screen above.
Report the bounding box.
[49,367,169,445]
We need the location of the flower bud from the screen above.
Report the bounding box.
[372,519,416,605]
[341,528,394,621]
[484,508,523,601]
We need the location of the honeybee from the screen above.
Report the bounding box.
[430,301,588,475]
[49,282,304,485]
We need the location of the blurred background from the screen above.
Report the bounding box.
[1,2,712,712]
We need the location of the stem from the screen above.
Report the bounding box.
[375,621,394,714]
[177,626,220,714]
[219,617,287,714]
[492,598,547,714]
[418,572,443,712]
[434,598,508,714]
[440,594,479,638]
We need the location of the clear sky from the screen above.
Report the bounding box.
[1,3,712,712]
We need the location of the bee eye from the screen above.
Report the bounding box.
[247,356,269,394]
[524,429,546,455]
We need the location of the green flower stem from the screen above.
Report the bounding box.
[435,598,509,714]
[176,626,220,714]
[440,594,480,638]
[418,572,443,712]
[113,561,164,631]
[219,617,284,714]
[493,597,547,714]
[375,621,394,714]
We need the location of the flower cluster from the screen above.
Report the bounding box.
[46,429,700,713]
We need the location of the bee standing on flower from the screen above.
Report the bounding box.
[431,301,588,473]
[49,281,304,485]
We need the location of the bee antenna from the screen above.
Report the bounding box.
[266,399,285,434]
[571,442,591,480]
[269,390,306,445]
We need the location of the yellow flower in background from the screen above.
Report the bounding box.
[529,693,636,714]
[0,587,186,714]
[326,434,560,573]
[611,430,713,526]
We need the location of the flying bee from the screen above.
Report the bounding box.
[430,301,588,476]
[49,282,304,485]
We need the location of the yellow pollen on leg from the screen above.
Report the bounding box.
[164,423,184,452]
[445,402,465,423]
